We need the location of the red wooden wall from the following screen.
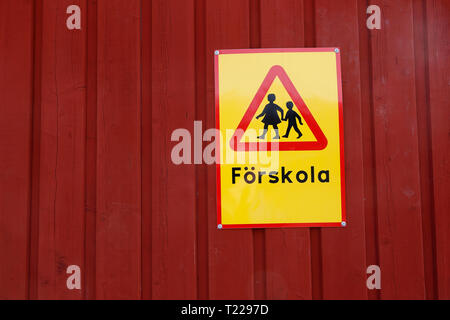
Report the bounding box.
[0,0,448,300]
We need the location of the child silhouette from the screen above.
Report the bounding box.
[282,101,303,139]
[256,93,284,139]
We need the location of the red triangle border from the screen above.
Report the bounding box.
[229,65,328,151]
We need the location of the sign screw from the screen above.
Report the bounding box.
[341,221,347,227]
[334,48,340,53]
[217,224,223,229]
[214,50,220,55]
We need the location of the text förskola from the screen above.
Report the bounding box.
[232,166,330,184]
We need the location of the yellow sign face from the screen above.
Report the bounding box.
[215,48,345,229]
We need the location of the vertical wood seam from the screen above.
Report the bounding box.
[84,0,98,299]
[194,0,209,299]
[139,0,144,299]
[413,0,439,300]
[28,0,43,300]
[358,0,381,300]
[140,0,152,299]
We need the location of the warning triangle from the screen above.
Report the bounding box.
[230,65,328,152]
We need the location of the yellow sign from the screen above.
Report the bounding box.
[215,48,345,229]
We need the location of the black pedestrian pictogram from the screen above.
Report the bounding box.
[256,94,284,140]
[256,94,303,140]
[282,101,303,139]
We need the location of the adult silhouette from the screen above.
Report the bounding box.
[256,93,284,139]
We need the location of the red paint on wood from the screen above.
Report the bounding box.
[412,0,438,300]
[426,0,450,300]
[194,0,210,300]
[151,0,197,299]
[357,0,380,301]
[315,0,368,300]
[141,0,152,300]
[36,0,86,299]
[370,0,425,299]
[84,0,98,300]
[96,0,142,299]
[0,0,34,300]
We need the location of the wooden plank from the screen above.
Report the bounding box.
[259,0,313,300]
[412,0,438,300]
[315,0,368,299]
[36,0,87,299]
[370,0,425,299]
[141,0,152,300]
[84,0,98,300]
[96,0,141,299]
[260,0,305,48]
[426,0,450,300]
[205,0,255,299]
[151,0,197,299]
[0,0,34,300]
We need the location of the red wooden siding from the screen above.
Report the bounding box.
[0,0,34,300]
[0,0,448,300]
